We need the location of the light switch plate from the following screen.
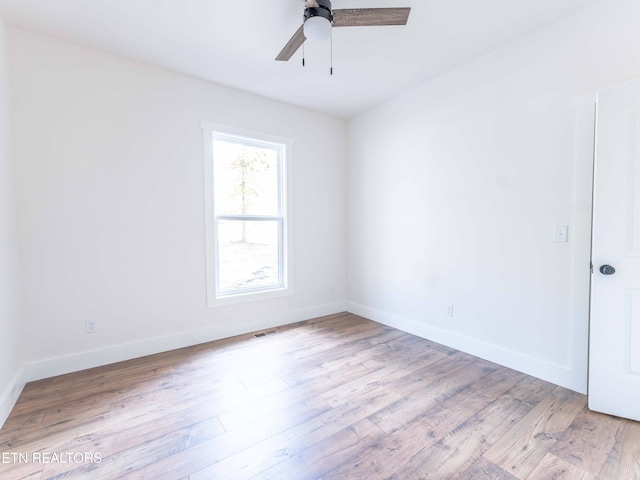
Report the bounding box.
[553,225,569,243]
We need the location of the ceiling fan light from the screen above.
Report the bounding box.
[303,16,332,42]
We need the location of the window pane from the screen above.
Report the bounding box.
[217,219,280,293]
[213,139,279,216]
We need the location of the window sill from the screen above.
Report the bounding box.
[207,286,294,308]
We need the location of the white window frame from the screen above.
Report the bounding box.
[201,122,294,307]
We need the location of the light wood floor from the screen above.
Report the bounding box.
[1,312,639,479]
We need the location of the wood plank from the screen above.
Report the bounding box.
[0,405,112,453]
[0,410,46,430]
[217,379,331,432]
[392,383,542,479]
[524,452,596,480]
[1,367,241,451]
[279,328,407,387]
[0,459,44,480]
[321,403,473,480]
[596,419,640,479]
[13,354,177,415]
[317,358,522,479]
[368,357,497,434]
[248,418,386,480]
[437,366,526,412]
[319,348,449,408]
[483,387,586,479]
[514,376,557,397]
[105,389,336,479]
[550,405,625,475]
[456,456,518,480]
[188,386,402,479]
[382,351,472,397]
[38,402,226,479]
[42,417,224,480]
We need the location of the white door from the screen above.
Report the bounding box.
[590,79,640,421]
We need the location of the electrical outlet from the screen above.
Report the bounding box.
[445,304,454,317]
[85,319,98,334]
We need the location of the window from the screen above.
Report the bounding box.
[201,122,293,306]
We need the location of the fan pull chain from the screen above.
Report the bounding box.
[330,34,333,75]
[302,42,305,67]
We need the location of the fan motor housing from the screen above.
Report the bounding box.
[305,0,333,23]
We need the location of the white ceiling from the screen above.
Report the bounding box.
[0,0,603,118]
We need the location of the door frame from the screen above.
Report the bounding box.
[569,92,598,394]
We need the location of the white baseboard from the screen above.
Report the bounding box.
[0,366,25,429]
[23,302,347,383]
[347,302,575,391]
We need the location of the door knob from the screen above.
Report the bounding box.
[600,265,616,275]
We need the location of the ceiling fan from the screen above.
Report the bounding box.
[276,0,411,61]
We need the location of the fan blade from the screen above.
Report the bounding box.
[333,7,410,27]
[305,0,319,7]
[276,25,306,61]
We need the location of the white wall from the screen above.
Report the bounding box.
[10,28,347,380]
[9,0,640,403]
[0,14,23,426]
[347,0,640,393]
